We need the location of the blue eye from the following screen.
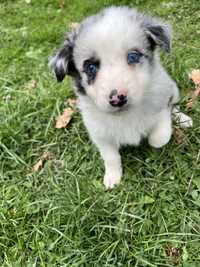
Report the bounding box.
[127,51,141,65]
[83,58,100,82]
[86,63,98,76]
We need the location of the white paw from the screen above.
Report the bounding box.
[148,127,172,148]
[103,174,121,189]
[177,113,193,128]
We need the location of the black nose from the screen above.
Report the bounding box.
[118,94,126,101]
[109,94,127,107]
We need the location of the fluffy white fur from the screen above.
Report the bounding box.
[50,6,193,189]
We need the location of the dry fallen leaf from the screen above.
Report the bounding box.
[69,22,80,31]
[189,69,200,85]
[24,80,37,90]
[55,108,74,129]
[173,127,186,144]
[33,152,54,172]
[186,87,200,108]
[33,159,43,172]
[186,69,200,108]
[165,245,181,264]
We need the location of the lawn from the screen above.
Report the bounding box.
[0,0,200,266]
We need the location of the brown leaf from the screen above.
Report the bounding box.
[186,85,200,108]
[24,80,37,90]
[33,152,54,172]
[33,159,43,172]
[69,22,80,31]
[186,69,200,108]
[55,107,74,129]
[173,127,186,144]
[189,69,200,85]
[186,100,193,109]
[165,245,181,264]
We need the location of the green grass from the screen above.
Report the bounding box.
[0,0,200,266]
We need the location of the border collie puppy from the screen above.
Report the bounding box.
[49,6,192,188]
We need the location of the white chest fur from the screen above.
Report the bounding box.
[79,100,163,147]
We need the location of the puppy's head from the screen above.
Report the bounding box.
[49,6,172,112]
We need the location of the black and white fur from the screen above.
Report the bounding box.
[49,6,192,189]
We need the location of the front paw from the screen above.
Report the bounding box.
[103,173,121,189]
[148,127,172,148]
[177,113,193,128]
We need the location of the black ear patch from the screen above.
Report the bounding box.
[49,31,86,95]
[146,25,171,53]
[49,38,78,82]
[53,47,68,82]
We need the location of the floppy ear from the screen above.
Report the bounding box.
[144,20,172,53]
[49,33,77,82]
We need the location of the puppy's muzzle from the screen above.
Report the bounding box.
[109,89,128,107]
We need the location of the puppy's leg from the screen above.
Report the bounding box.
[168,81,193,128]
[148,110,172,148]
[172,106,193,128]
[96,141,122,189]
